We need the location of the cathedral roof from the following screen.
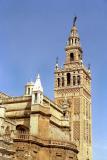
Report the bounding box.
[0,92,10,99]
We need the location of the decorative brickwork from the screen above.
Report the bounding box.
[73,121,80,140]
[74,98,80,114]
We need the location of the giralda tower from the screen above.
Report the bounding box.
[54,18,92,160]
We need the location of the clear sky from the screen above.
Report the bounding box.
[0,0,107,159]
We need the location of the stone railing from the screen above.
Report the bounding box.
[16,133,30,140]
[14,133,77,150]
[0,96,31,104]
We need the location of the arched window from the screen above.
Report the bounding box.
[35,93,37,103]
[70,53,74,61]
[57,78,60,87]
[77,75,80,85]
[67,73,71,86]
[16,125,29,134]
[73,76,76,85]
[62,77,64,87]
[28,88,30,95]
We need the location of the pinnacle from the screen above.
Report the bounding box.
[33,74,43,92]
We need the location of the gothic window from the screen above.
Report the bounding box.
[70,53,74,61]
[77,75,80,85]
[67,73,71,86]
[62,77,64,87]
[73,76,76,85]
[71,38,73,44]
[57,78,60,87]
[75,39,77,44]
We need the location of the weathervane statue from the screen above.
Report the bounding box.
[73,16,77,26]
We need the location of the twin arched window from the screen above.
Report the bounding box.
[71,38,77,45]
[57,77,64,87]
[57,74,80,87]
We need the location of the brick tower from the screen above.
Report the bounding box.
[54,17,92,160]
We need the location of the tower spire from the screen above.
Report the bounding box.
[65,17,82,64]
[67,17,81,48]
[33,74,43,92]
[32,74,43,105]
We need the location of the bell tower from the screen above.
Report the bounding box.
[54,17,92,160]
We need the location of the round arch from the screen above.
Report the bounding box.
[16,125,29,134]
[70,53,74,61]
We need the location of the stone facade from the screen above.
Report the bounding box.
[0,105,15,159]
[0,92,78,160]
[0,18,92,160]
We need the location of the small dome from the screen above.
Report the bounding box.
[69,25,79,39]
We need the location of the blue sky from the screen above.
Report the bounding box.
[0,0,107,159]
